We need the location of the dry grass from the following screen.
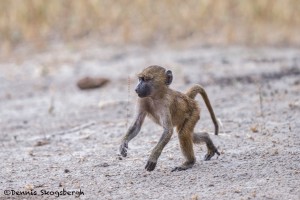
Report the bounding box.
[1,0,300,51]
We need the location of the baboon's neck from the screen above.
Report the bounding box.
[150,86,171,100]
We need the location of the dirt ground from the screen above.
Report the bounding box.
[0,45,299,200]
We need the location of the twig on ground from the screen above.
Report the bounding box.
[54,121,96,136]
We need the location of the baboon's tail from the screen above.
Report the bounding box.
[186,84,219,135]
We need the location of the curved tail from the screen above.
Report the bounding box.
[186,84,219,135]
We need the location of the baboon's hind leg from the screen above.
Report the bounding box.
[193,132,220,160]
[172,121,196,172]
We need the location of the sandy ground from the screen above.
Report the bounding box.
[0,45,300,200]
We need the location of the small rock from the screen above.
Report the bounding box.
[191,194,199,200]
[294,80,300,85]
[34,139,50,147]
[95,163,109,167]
[250,125,259,133]
[77,77,109,90]
[24,184,34,191]
[271,149,279,156]
[101,163,109,167]
[234,189,241,193]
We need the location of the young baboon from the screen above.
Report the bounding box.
[120,65,220,172]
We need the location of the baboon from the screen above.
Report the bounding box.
[120,65,220,172]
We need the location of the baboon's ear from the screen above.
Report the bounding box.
[165,70,173,85]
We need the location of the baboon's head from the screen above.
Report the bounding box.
[135,65,173,98]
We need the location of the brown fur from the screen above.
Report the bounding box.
[120,65,220,172]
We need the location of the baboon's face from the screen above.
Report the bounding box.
[135,66,173,98]
[135,76,153,98]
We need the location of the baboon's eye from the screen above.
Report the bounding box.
[144,77,151,81]
[139,76,152,82]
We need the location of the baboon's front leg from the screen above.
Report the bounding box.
[171,130,196,172]
[145,114,173,172]
[145,127,173,171]
[120,112,146,157]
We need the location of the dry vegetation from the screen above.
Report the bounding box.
[1,0,300,51]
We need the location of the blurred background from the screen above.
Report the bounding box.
[1,1,300,199]
[1,0,300,54]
